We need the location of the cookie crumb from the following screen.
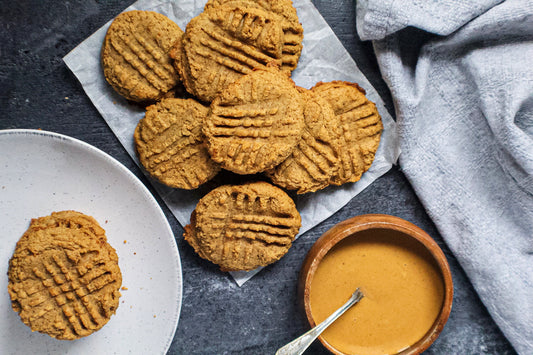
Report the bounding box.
[121,286,128,291]
[123,240,127,244]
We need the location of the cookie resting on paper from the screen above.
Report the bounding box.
[172,2,287,102]
[203,0,304,72]
[134,98,220,189]
[184,182,301,271]
[311,81,383,185]
[204,67,304,174]
[102,10,183,102]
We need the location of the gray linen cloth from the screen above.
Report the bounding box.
[356,0,533,353]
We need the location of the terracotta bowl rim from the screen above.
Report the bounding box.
[299,213,454,355]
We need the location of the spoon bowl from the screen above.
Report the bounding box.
[299,214,453,355]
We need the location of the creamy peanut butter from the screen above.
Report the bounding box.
[309,229,444,355]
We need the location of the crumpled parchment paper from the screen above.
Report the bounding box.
[64,0,399,286]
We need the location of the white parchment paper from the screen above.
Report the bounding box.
[63,0,399,286]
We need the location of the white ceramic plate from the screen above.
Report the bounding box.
[0,129,182,354]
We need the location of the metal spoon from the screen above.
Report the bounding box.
[275,288,364,355]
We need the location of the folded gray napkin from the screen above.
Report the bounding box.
[356,0,533,353]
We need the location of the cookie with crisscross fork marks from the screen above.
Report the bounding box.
[134,98,221,189]
[102,10,183,102]
[267,88,342,194]
[204,67,304,174]
[204,0,304,72]
[8,211,122,340]
[311,81,383,185]
[173,2,286,102]
[184,182,301,271]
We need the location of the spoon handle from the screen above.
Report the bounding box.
[275,289,364,355]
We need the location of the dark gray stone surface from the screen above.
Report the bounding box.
[0,1,516,354]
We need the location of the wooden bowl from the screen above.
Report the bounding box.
[299,214,453,355]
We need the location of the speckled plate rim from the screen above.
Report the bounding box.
[0,129,182,354]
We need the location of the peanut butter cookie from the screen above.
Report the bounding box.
[204,0,303,72]
[204,68,304,174]
[175,2,286,102]
[184,182,301,271]
[266,88,342,193]
[7,211,122,340]
[102,10,183,102]
[311,81,383,185]
[134,98,220,189]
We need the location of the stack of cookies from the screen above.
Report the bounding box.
[8,211,122,340]
[101,1,383,271]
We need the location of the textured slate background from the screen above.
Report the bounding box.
[0,0,516,354]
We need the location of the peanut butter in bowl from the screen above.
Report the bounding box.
[300,214,453,355]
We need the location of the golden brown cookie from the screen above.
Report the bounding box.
[134,98,220,189]
[311,81,383,185]
[266,88,342,193]
[204,68,304,174]
[102,10,183,102]
[184,182,301,271]
[175,2,286,102]
[7,211,122,340]
[204,0,304,72]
